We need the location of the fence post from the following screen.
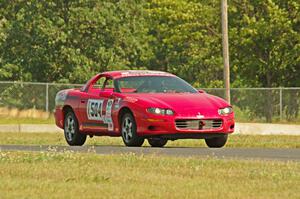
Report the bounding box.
[46,83,49,112]
[279,87,283,121]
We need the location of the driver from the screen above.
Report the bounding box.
[137,79,164,93]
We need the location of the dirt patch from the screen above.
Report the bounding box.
[0,107,50,119]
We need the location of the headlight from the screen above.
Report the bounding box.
[147,108,174,115]
[218,107,233,115]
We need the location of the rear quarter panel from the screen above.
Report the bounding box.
[55,89,81,129]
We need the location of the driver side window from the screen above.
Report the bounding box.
[103,78,114,90]
[89,77,114,94]
[92,77,106,90]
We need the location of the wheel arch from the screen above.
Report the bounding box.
[118,107,134,129]
[118,106,134,120]
[62,105,75,128]
[63,105,73,114]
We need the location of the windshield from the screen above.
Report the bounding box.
[115,76,198,93]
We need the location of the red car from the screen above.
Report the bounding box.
[55,70,234,148]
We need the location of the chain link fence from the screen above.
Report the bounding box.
[0,81,299,123]
[205,88,300,123]
[0,82,82,117]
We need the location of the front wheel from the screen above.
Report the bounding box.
[64,111,86,146]
[148,138,168,147]
[121,113,144,147]
[205,135,228,148]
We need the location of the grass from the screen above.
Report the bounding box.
[0,151,299,199]
[0,132,299,148]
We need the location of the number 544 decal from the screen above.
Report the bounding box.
[87,99,114,131]
[87,99,104,120]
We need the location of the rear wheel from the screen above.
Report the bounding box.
[205,134,228,148]
[121,113,144,147]
[64,111,86,146]
[148,138,168,147]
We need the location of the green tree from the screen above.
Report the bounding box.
[229,0,300,122]
[146,0,224,88]
[0,0,152,83]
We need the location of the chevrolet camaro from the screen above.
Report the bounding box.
[55,70,235,148]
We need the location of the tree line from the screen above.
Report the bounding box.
[0,0,299,122]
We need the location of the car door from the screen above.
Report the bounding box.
[79,76,108,132]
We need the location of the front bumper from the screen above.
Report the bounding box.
[137,116,235,137]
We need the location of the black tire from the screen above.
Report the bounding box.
[121,113,144,147]
[205,134,228,148]
[64,111,86,146]
[148,138,168,147]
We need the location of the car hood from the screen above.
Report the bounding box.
[124,93,230,117]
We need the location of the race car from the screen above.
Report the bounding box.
[55,70,234,148]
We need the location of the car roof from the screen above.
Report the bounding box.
[101,70,175,79]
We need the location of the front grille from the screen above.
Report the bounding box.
[175,119,223,130]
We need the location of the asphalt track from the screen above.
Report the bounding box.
[0,145,299,161]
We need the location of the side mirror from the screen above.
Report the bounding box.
[198,89,206,93]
